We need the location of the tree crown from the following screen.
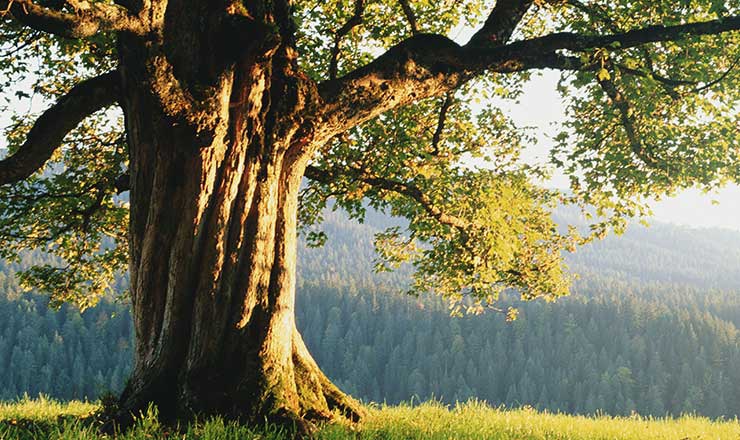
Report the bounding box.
[1,0,739,314]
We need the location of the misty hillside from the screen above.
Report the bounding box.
[305,207,740,291]
[570,223,740,290]
[1,209,739,419]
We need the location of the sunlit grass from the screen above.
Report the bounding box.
[346,400,740,440]
[0,394,97,421]
[1,397,739,439]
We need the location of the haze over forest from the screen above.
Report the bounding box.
[1,208,739,419]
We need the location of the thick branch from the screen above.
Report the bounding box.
[304,165,469,230]
[503,15,740,55]
[0,70,121,185]
[318,14,740,138]
[566,1,673,97]
[2,0,146,38]
[114,173,131,194]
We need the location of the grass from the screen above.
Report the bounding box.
[1,396,739,439]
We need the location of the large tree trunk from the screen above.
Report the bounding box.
[111,9,362,430]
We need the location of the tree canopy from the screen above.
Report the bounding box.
[1,0,739,314]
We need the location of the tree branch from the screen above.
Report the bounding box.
[329,0,365,80]
[114,172,130,193]
[2,0,146,38]
[566,0,675,97]
[692,50,740,93]
[304,164,469,230]
[468,0,534,47]
[398,0,419,35]
[596,68,657,167]
[318,14,740,139]
[616,63,698,88]
[0,70,121,186]
[431,93,453,154]
[509,15,740,55]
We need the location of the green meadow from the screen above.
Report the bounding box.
[1,397,739,440]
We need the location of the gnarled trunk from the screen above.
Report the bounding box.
[112,17,362,430]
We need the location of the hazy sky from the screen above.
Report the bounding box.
[503,70,740,232]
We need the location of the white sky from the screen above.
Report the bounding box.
[503,70,740,232]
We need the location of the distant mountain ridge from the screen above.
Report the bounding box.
[303,207,740,291]
[569,221,740,290]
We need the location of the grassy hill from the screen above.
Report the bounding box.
[2,397,739,440]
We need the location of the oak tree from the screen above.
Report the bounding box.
[1,0,739,430]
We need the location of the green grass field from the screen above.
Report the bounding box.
[1,396,739,439]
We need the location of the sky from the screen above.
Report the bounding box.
[503,70,740,232]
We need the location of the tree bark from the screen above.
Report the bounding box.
[112,17,362,431]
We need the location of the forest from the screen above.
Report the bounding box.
[1,209,739,420]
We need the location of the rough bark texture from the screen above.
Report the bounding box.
[112,2,362,431]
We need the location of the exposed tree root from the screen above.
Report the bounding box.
[99,329,364,438]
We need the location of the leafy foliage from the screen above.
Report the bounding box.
[0,113,128,308]
[551,1,740,233]
[301,82,577,312]
[1,0,740,313]
[0,16,125,309]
